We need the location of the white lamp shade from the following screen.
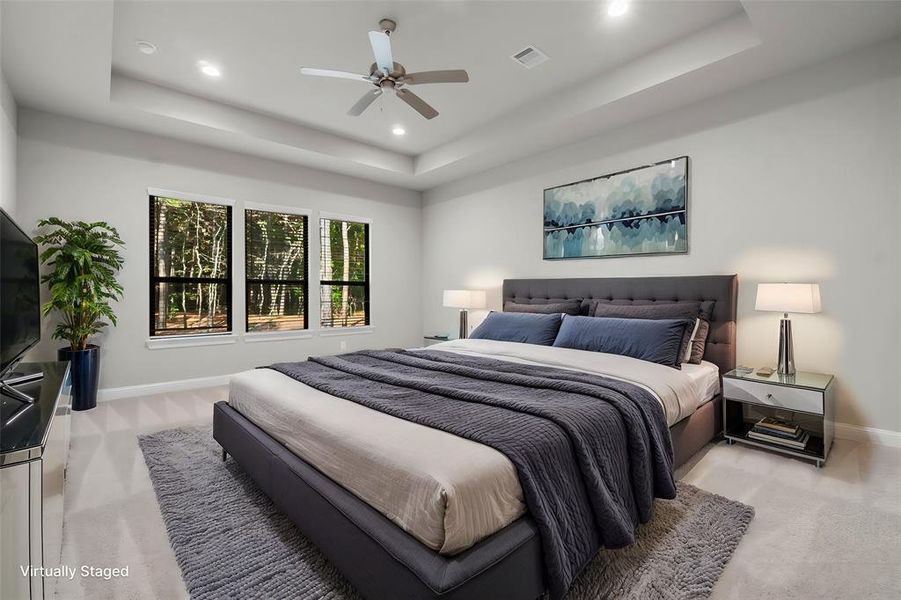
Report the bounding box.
[755,283,821,314]
[443,289,487,309]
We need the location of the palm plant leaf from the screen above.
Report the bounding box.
[34,219,125,350]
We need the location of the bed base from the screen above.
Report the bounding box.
[671,396,722,468]
[213,395,721,600]
[213,401,545,600]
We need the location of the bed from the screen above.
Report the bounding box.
[213,274,737,600]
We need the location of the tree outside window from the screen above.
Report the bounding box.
[150,196,231,337]
[319,218,369,328]
[245,209,308,332]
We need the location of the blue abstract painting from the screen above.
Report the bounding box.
[543,157,688,259]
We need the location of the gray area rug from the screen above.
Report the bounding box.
[139,426,753,600]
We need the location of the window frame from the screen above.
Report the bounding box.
[148,188,235,339]
[243,202,311,334]
[318,212,371,329]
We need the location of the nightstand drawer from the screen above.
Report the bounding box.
[723,378,823,414]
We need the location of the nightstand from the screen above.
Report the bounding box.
[722,369,835,468]
[423,335,452,346]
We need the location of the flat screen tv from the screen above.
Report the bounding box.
[0,208,41,378]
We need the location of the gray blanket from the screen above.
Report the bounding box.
[268,349,676,600]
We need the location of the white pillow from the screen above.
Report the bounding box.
[682,318,701,363]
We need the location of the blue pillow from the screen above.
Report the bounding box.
[469,311,562,346]
[552,315,693,368]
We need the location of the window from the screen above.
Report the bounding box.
[319,217,369,328]
[150,195,232,337]
[245,208,308,332]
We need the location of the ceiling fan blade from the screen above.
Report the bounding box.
[396,89,438,120]
[404,70,469,85]
[347,88,382,116]
[300,68,371,82]
[368,31,394,74]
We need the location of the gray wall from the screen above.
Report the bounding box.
[17,110,423,389]
[0,61,16,217]
[422,43,901,433]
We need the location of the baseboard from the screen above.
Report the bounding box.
[834,422,901,448]
[98,374,232,402]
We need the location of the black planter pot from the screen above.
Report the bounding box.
[58,345,100,411]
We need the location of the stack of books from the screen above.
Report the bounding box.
[747,417,810,450]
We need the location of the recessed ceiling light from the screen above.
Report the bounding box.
[392,125,406,136]
[197,60,221,78]
[607,0,630,18]
[135,40,157,55]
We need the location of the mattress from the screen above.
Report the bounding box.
[227,339,719,556]
[681,360,721,408]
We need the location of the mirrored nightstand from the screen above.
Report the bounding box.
[722,369,835,468]
[423,335,452,347]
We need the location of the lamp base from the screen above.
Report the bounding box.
[777,315,796,376]
[458,309,469,340]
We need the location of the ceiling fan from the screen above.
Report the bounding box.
[300,18,469,120]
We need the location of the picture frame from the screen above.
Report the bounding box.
[543,156,689,260]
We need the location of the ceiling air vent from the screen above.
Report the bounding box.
[511,46,549,69]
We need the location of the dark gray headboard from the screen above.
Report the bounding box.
[502,275,738,373]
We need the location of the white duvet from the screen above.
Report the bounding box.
[228,339,718,555]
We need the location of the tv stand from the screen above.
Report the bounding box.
[0,362,70,600]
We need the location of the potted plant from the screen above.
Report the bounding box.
[34,218,124,411]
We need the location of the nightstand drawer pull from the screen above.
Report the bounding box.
[723,379,824,414]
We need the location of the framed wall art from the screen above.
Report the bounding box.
[543,156,688,259]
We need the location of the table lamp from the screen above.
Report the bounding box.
[755,283,821,375]
[443,290,487,339]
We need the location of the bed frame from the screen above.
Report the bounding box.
[214,274,737,600]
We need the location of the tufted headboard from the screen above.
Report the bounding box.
[502,275,738,373]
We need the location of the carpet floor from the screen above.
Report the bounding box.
[139,425,754,600]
